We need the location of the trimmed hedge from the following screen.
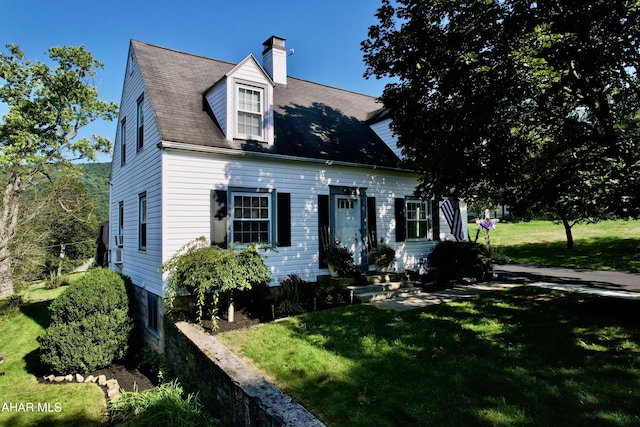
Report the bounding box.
[427,241,492,282]
[48,268,130,324]
[38,268,133,374]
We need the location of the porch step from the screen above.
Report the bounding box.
[347,281,422,303]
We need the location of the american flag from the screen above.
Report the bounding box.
[442,198,464,242]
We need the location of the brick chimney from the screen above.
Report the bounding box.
[262,36,287,86]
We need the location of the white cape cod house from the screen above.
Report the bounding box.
[109,36,468,346]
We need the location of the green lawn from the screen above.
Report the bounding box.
[474,219,640,272]
[219,287,640,426]
[0,281,106,426]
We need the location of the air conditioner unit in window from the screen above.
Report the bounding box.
[113,249,123,265]
[115,235,124,247]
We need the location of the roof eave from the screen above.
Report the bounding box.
[157,140,412,173]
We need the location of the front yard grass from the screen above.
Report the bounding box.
[0,281,106,426]
[219,287,640,426]
[476,219,640,272]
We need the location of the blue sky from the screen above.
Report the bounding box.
[2,0,391,163]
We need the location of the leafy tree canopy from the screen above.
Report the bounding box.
[0,43,117,297]
[363,0,640,247]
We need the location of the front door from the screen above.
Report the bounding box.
[335,196,361,265]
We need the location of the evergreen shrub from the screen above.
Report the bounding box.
[38,268,133,374]
[427,241,492,282]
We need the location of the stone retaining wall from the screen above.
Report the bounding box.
[164,321,325,427]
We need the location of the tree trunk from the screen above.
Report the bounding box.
[560,214,574,250]
[0,255,13,298]
[0,172,23,298]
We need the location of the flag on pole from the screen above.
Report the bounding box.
[442,198,464,242]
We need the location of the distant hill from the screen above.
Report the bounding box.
[77,162,111,222]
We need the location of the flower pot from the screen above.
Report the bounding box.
[328,264,339,277]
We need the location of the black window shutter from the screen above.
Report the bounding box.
[395,198,406,242]
[211,190,228,248]
[318,194,330,268]
[277,193,291,247]
[431,199,440,241]
[367,197,377,250]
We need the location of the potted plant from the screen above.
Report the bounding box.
[323,244,354,277]
[368,242,396,272]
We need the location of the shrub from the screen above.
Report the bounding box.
[162,237,271,329]
[368,242,396,271]
[107,379,221,427]
[47,268,130,324]
[38,268,133,374]
[277,274,307,315]
[38,311,131,374]
[427,241,492,282]
[323,244,354,276]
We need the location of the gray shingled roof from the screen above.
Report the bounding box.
[132,40,400,168]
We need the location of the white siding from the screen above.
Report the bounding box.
[109,45,164,296]
[205,80,227,136]
[370,118,402,159]
[161,149,437,285]
[223,56,275,144]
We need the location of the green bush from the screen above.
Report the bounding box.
[38,311,131,374]
[38,268,133,374]
[277,274,307,315]
[427,241,492,282]
[48,268,130,324]
[162,237,271,329]
[107,379,221,427]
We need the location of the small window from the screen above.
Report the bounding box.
[236,86,263,139]
[120,119,127,165]
[232,193,270,243]
[118,201,124,243]
[137,95,144,151]
[139,193,147,250]
[147,292,158,333]
[406,198,432,240]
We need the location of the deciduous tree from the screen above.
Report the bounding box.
[0,44,117,297]
[362,0,640,248]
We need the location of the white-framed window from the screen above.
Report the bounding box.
[236,85,263,140]
[117,201,124,246]
[232,192,271,244]
[120,119,127,165]
[139,192,147,250]
[406,198,432,240]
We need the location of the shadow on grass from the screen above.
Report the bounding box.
[501,236,640,272]
[19,300,52,329]
[262,287,640,426]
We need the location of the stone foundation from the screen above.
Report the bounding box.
[164,321,324,427]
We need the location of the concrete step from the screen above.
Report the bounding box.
[347,280,414,295]
[353,286,422,303]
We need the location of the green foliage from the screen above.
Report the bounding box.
[137,347,172,385]
[38,311,131,374]
[428,241,492,282]
[362,0,640,237]
[324,244,356,276]
[77,162,111,222]
[107,379,221,427]
[277,274,307,315]
[0,43,117,297]
[368,242,396,270]
[162,237,271,328]
[38,268,132,374]
[47,268,129,324]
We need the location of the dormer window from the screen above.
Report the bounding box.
[236,85,264,140]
